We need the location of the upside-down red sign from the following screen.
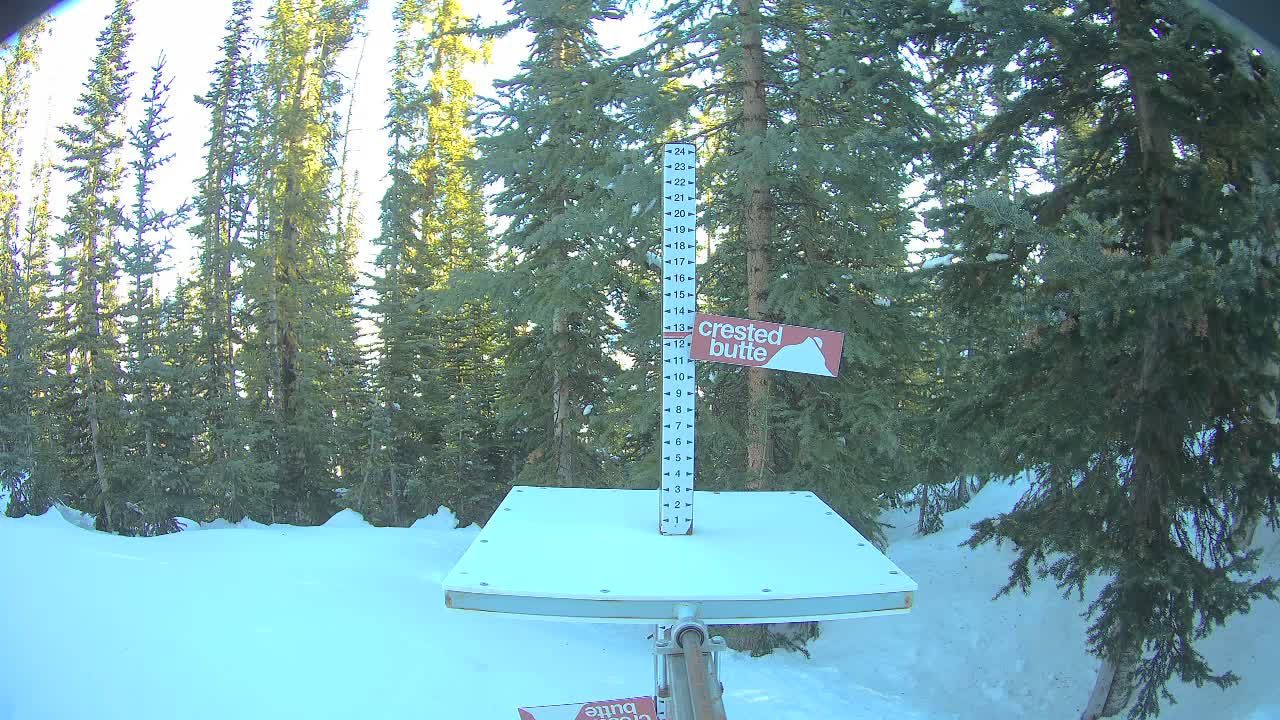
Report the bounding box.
[517,696,657,720]
[690,312,844,377]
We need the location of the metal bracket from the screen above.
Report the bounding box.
[654,605,728,720]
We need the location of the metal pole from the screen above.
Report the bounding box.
[678,628,727,720]
[666,644,693,720]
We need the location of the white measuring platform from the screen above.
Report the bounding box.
[442,487,916,624]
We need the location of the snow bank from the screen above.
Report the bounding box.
[411,506,460,531]
[195,516,270,531]
[1,482,1275,720]
[322,508,370,528]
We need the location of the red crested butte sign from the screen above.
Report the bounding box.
[517,696,657,720]
[690,312,845,378]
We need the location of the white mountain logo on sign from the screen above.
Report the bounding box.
[762,336,834,377]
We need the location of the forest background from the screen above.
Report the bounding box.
[3,1,1280,718]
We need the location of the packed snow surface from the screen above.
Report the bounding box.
[2,480,1277,720]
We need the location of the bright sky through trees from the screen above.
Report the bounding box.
[16,0,646,294]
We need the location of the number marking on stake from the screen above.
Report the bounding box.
[661,143,696,535]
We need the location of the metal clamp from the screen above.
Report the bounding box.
[654,605,728,720]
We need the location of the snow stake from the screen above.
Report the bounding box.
[441,143,915,720]
[660,142,697,536]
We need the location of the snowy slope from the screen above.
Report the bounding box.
[2,483,1277,720]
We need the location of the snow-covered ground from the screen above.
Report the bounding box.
[2,481,1277,720]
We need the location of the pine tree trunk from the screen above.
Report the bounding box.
[1081,650,1139,720]
[224,120,251,404]
[1117,0,1177,561]
[88,353,111,532]
[551,306,574,485]
[278,191,300,518]
[738,0,771,489]
[201,109,231,475]
[917,483,931,534]
[389,461,401,526]
[277,54,311,523]
[135,266,153,460]
[1083,2,1182,713]
[225,216,238,398]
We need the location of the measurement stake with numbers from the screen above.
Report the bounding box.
[660,143,696,536]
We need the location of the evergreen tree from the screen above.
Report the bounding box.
[0,18,49,514]
[899,8,1012,534]
[592,67,704,493]
[919,1,1280,716]
[148,278,207,526]
[356,0,432,526]
[0,17,46,272]
[245,0,366,523]
[117,55,189,535]
[480,0,637,489]
[3,157,58,515]
[49,0,134,531]
[326,112,369,519]
[413,0,505,523]
[637,0,780,490]
[763,1,937,534]
[625,0,943,656]
[641,0,935,534]
[357,0,503,526]
[191,0,275,521]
